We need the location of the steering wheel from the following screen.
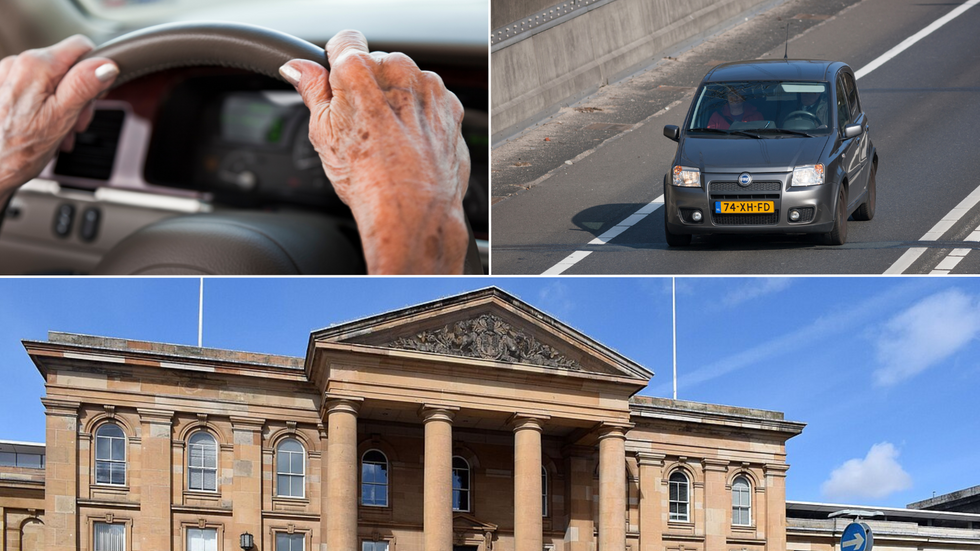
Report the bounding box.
[79,22,483,275]
[783,110,821,126]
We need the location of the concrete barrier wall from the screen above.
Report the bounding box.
[491,0,783,143]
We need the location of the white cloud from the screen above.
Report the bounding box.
[821,442,912,500]
[873,288,980,386]
[537,281,574,318]
[722,278,793,308]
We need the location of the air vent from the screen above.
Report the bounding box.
[54,109,125,180]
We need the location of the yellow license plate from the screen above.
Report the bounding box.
[714,201,775,214]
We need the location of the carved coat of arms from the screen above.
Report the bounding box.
[384,313,581,370]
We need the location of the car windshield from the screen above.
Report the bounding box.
[688,81,832,136]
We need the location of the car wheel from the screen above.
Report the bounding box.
[852,165,876,221]
[824,185,848,246]
[664,213,692,247]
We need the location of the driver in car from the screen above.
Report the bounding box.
[707,88,763,130]
[0,30,469,275]
[798,91,828,127]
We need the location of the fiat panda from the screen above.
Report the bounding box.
[662,60,877,246]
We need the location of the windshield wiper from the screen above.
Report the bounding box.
[689,128,763,139]
[762,128,813,138]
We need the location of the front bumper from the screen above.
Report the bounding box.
[664,171,837,235]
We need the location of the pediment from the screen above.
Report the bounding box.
[310,287,651,382]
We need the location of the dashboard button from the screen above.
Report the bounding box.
[53,203,74,237]
[79,208,101,242]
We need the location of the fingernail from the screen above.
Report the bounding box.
[95,63,118,83]
[279,64,301,85]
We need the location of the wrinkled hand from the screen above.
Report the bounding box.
[280,30,470,275]
[0,35,118,200]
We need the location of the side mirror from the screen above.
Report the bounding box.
[843,123,863,139]
[663,125,680,142]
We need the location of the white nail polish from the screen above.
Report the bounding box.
[279,64,301,85]
[95,63,119,83]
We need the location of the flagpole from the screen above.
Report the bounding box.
[672,277,677,400]
[198,278,204,348]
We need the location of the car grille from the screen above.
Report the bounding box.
[710,181,781,193]
[712,211,779,225]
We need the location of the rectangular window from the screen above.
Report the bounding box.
[362,542,389,551]
[668,479,689,522]
[187,528,218,551]
[94,523,125,551]
[276,533,305,551]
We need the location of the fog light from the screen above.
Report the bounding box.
[789,209,801,222]
[691,210,703,222]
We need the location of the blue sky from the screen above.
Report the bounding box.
[0,277,975,509]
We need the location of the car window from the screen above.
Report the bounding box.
[687,81,832,136]
[836,76,851,129]
[843,72,861,120]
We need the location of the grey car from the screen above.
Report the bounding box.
[662,60,878,246]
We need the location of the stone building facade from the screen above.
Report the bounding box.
[4,287,809,551]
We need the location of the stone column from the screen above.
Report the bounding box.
[765,464,790,551]
[565,446,595,551]
[703,459,731,551]
[636,453,665,551]
[230,417,264,549]
[325,397,362,551]
[420,405,457,551]
[137,409,174,551]
[512,415,547,551]
[41,398,80,551]
[597,425,628,551]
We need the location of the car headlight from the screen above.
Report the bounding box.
[792,164,825,186]
[672,166,701,187]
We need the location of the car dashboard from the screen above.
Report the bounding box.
[0,40,488,274]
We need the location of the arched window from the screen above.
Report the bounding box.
[668,471,689,522]
[361,450,389,506]
[95,423,126,486]
[452,456,470,512]
[542,466,548,517]
[188,432,218,492]
[276,438,305,498]
[732,475,752,526]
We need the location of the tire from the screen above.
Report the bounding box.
[824,185,848,246]
[664,212,692,247]
[852,165,876,221]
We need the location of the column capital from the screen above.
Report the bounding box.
[137,408,174,424]
[508,413,550,432]
[636,452,666,466]
[325,394,363,416]
[40,397,80,416]
[764,463,790,477]
[597,422,632,441]
[229,416,265,431]
[419,404,458,424]
[702,458,730,472]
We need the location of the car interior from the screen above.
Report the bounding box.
[0,0,489,274]
[693,83,831,133]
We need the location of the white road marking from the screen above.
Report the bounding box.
[855,0,980,80]
[541,196,664,274]
[884,182,980,273]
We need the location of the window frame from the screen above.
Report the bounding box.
[668,470,690,523]
[275,532,306,551]
[732,475,752,527]
[452,455,471,512]
[185,527,219,551]
[95,423,127,487]
[93,521,126,551]
[360,449,389,507]
[275,438,306,499]
[361,541,389,551]
[187,431,218,493]
[542,465,548,517]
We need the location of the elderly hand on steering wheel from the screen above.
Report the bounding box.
[280,30,470,275]
[0,30,470,275]
[0,35,118,204]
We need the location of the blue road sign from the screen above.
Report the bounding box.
[841,522,873,551]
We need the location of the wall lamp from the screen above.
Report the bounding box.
[240,532,254,550]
